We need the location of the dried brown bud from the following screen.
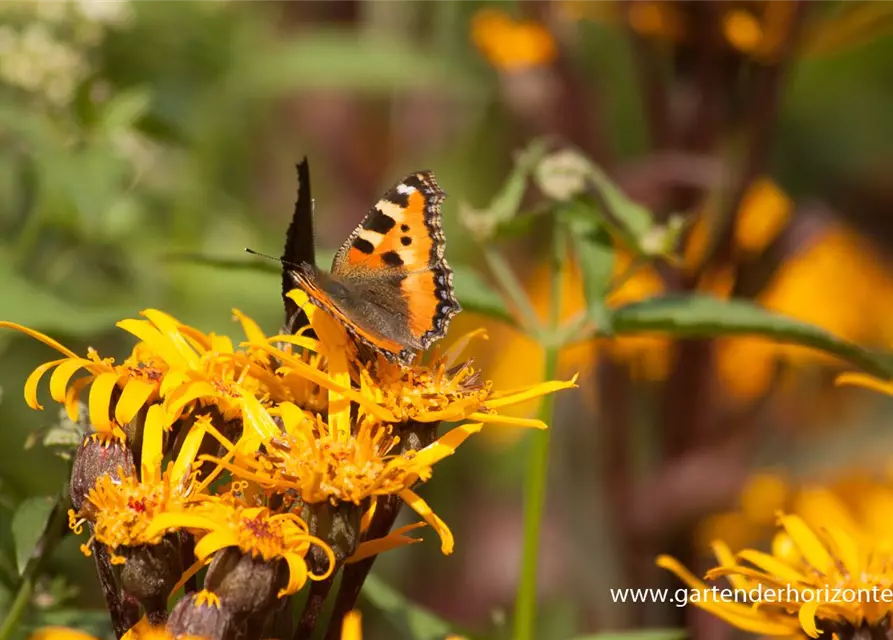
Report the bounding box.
[70,436,135,511]
[118,534,185,623]
[203,547,287,619]
[167,591,232,639]
[303,500,364,572]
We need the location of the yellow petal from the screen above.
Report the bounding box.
[710,541,751,592]
[209,334,234,354]
[275,402,306,435]
[798,600,821,638]
[778,515,834,576]
[821,524,861,581]
[24,359,66,410]
[49,359,94,404]
[159,369,189,398]
[400,488,453,555]
[194,530,238,563]
[143,513,219,541]
[28,627,100,640]
[441,329,488,369]
[411,423,482,468]
[239,393,280,441]
[485,376,578,409]
[734,549,807,584]
[835,372,893,395]
[114,379,156,426]
[141,405,166,481]
[279,552,309,597]
[359,500,377,534]
[171,420,207,487]
[341,611,362,640]
[141,309,200,369]
[0,321,79,359]
[347,522,426,564]
[468,412,548,429]
[232,309,267,344]
[116,319,190,369]
[263,334,321,352]
[89,372,121,434]
[64,377,91,422]
[656,555,800,635]
[166,381,218,415]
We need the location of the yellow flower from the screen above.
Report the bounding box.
[0,309,277,441]
[471,9,557,71]
[68,411,210,561]
[146,497,333,597]
[660,495,893,638]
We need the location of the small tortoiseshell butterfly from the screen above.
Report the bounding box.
[289,171,461,366]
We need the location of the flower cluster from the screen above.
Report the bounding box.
[2,288,574,638]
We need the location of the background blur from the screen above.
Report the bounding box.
[2,1,893,639]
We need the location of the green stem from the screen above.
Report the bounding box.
[0,576,34,640]
[483,247,543,336]
[513,227,565,640]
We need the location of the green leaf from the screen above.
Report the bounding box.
[460,140,548,241]
[452,264,514,325]
[361,574,457,640]
[12,496,56,575]
[101,87,152,133]
[562,202,615,334]
[607,295,893,379]
[571,630,687,640]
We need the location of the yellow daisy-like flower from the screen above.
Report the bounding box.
[145,497,334,597]
[68,411,210,562]
[0,309,276,441]
[659,493,893,638]
[471,8,557,71]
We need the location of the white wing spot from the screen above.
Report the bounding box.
[396,184,417,195]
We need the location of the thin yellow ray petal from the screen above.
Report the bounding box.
[798,600,821,638]
[49,358,94,403]
[341,611,362,640]
[252,342,396,422]
[28,627,98,640]
[24,359,66,410]
[0,321,79,358]
[485,376,578,409]
[232,309,267,344]
[348,534,423,564]
[656,556,799,635]
[171,421,207,486]
[821,524,861,580]
[275,402,307,435]
[168,557,204,601]
[209,334,234,354]
[399,488,453,555]
[116,319,189,368]
[141,405,166,481]
[705,566,799,592]
[835,372,893,395]
[468,412,548,429]
[194,530,239,562]
[441,329,488,368]
[159,369,189,398]
[711,541,751,592]
[734,550,807,583]
[141,309,200,369]
[411,423,483,468]
[412,399,482,423]
[64,377,91,421]
[89,372,121,433]
[115,379,156,426]
[143,513,220,540]
[279,552,309,597]
[263,334,322,352]
[359,500,378,535]
[239,393,280,441]
[166,381,220,415]
[778,515,834,576]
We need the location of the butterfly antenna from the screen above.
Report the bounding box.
[244,247,303,270]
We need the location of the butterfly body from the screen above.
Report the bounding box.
[290,171,460,365]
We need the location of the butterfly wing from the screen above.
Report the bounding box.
[331,171,461,350]
[281,158,315,334]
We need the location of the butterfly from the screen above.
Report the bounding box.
[288,170,461,366]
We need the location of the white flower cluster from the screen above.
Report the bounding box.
[0,0,132,106]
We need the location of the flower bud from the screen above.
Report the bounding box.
[303,500,363,573]
[118,534,185,623]
[203,547,286,619]
[70,435,135,512]
[167,590,232,639]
